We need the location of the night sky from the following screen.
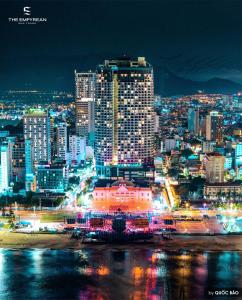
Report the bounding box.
[1,0,242,94]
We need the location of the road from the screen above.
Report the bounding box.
[62,164,96,210]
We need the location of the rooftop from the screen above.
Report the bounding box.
[206,152,223,157]
[98,56,152,69]
[205,181,241,187]
[24,108,47,116]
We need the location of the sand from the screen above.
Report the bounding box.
[0,232,242,251]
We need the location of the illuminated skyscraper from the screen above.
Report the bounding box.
[206,111,223,143]
[95,57,155,177]
[25,139,35,192]
[205,152,225,183]
[75,71,95,144]
[23,109,51,163]
[12,138,25,182]
[235,143,242,172]
[68,135,86,165]
[0,143,12,193]
[188,108,199,135]
[56,122,67,161]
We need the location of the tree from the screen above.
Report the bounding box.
[181,149,194,159]
[168,168,179,178]
[189,176,205,193]
[68,176,80,185]
[12,182,25,193]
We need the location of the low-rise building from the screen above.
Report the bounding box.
[36,162,68,193]
[92,180,153,212]
[205,152,225,183]
[204,181,242,201]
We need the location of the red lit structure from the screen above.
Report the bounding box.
[64,181,176,241]
[92,180,153,213]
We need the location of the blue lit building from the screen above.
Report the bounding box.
[235,143,242,168]
[188,108,199,135]
[36,162,68,193]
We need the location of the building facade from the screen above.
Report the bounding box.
[235,143,242,168]
[0,143,12,193]
[188,108,199,135]
[12,138,25,182]
[68,135,86,165]
[95,57,155,177]
[56,122,68,161]
[205,152,225,183]
[92,180,153,212]
[23,109,51,163]
[36,162,68,193]
[204,182,242,201]
[75,71,95,144]
[206,111,223,143]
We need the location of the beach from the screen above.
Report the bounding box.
[0,231,242,251]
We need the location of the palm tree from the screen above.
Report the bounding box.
[217,190,222,201]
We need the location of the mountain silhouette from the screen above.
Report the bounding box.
[155,68,242,96]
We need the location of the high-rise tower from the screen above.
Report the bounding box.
[205,152,225,183]
[75,71,95,144]
[188,108,199,135]
[56,122,68,161]
[23,108,51,163]
[206,111,223,143]
[95,57,155,177]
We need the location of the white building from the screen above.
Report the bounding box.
[205,152,225,183]
[0,144,12,193]
[68,135,86,165]
[56,122,67,161]
[23,109,51,163]
[165,138,176,152]
[75,71,95,142]
[202,141,215,153]
[235,143,242,168]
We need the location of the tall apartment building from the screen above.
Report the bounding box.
[0,143,12,193]
[56,122,68,161]
[75,71,95,144]
[206,111,223,143]
[25,139,35,192]
[23,109,51,163]
[12,138,25,182]
[95,56,155,177]
[205,152,225,183]
[188,108,199,135]
[235,143,242,176]
[68,135,86,165]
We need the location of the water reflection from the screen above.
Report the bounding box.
[0,248,241,300]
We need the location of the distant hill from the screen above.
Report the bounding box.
[155,68,242,96]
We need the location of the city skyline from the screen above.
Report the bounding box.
[1,0,242,95]
[0,1,242,299]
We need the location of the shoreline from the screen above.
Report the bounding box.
[0,232,242,251]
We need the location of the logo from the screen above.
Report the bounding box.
[8,6,47,25]
[23,7,31,16]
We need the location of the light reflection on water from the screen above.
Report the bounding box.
[0,248,241,300]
